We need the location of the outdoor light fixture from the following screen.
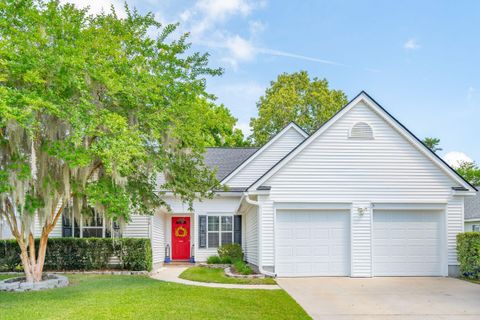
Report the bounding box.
[164,244,171,263]
[357,207,368,215]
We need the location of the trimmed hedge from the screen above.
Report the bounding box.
[0,238,152,272]
[457,232,480,279]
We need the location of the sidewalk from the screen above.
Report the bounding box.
[150,266,281,290]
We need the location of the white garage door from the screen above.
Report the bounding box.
[276,210,350,277]
[373,210,443,276]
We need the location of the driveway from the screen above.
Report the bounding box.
[277,277,480,320]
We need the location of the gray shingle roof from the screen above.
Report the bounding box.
[204,147,259,181]
[465,187,480,220]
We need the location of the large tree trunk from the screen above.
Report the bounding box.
[1,198,64,283]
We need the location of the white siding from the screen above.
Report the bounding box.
[164,195,241,262]
[244,206,258,266]
[227,127,305,187]
[266,102,457,202]
[447,197,464,265]
[261,101,466,274]
[123,215,150,238]
[465,221,480,231]
[34,214,62,238]
[351,202,372,277]
[151,212,166,266]
[259,195,275,267]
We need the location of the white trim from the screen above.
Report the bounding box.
[274,202,351,210]
[464,218,480,222]
[221,122,308,184]
[248,92,475,192]
[373,203,447,210]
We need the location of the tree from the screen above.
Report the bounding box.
[457,162,480,186]
[249,71,347,145]
[423,137,443,153]
[0,0,230,282]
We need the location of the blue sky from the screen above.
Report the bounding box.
[67,0,479,164]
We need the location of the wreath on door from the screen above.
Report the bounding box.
[175,226,188,238]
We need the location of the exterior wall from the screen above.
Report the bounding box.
[164,195,242,262]
[123,215,151,238]
[465,220,480,231]
[151,212,166,268]
[0,219,13,239]
[350,202,372,277]
[258,195,275,268]
[266,102,458,202]
[259,102,467,276]
[447,197,464,266]
[34,214,62,238]
[226,127,305,187]
[244,206,259,266]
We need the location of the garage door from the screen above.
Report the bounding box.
[373,210,443,276]
[276,210,350,277]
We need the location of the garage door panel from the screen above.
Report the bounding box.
[276,210,350,277]
[373,210,443,276]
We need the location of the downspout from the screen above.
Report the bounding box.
[243,193,276,278]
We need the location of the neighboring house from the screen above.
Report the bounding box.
[465,189,480,231]
[1,92,477,277]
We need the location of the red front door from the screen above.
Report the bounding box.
[172,217,191,260]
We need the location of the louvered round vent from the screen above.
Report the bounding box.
[349,122,374,139]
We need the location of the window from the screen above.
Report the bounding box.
[61,207,121,238]
[207,215,233,248]
[349,122,374,139]
[473,225,480,232]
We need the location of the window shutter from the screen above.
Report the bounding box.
[234,215,242,245]
[199,215,207,248]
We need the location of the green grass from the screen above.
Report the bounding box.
[0,274,308,320]
[179,267,277,285]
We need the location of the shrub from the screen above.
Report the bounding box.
[233,260,252,275]
[220,256,232,264]
[0,238,152,272]
[457,232,480,279]
[206,255,222,264]
[218,243,243,262]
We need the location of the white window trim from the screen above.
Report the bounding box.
[206,214,234,248]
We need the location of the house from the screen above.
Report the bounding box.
[465,190,480,231]
[2,92,477,277]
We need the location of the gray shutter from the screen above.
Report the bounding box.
[234,215,242,245]
[199,215,207,248]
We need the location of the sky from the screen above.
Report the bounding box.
[63,0,479,165]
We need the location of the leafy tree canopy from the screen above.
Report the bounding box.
[456,162,480,186]
[423,137,442,153]
[249,71,347,145]
[0,0,242,281]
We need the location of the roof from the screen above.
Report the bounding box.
[204,147,259,181]
[465,187,480,220]
[248,91,477,192]
[220,122,308,184]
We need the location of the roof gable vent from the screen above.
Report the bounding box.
[349,122,374,139]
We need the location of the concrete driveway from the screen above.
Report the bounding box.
[277,277,480,320]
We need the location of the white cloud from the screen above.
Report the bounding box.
[60,0,127,18]
[249,20,266,36]
[226,35,256,61]
[443,151,473,168]
[404,38,420,50]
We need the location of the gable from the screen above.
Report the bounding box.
[225,125,307,188]
[254,94,473,201]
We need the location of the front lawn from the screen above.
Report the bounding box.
[0,274,308,320]
[179,267,277,285]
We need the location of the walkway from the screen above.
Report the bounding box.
[150,266,281,290]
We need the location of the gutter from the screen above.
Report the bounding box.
[243,193,276,278]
